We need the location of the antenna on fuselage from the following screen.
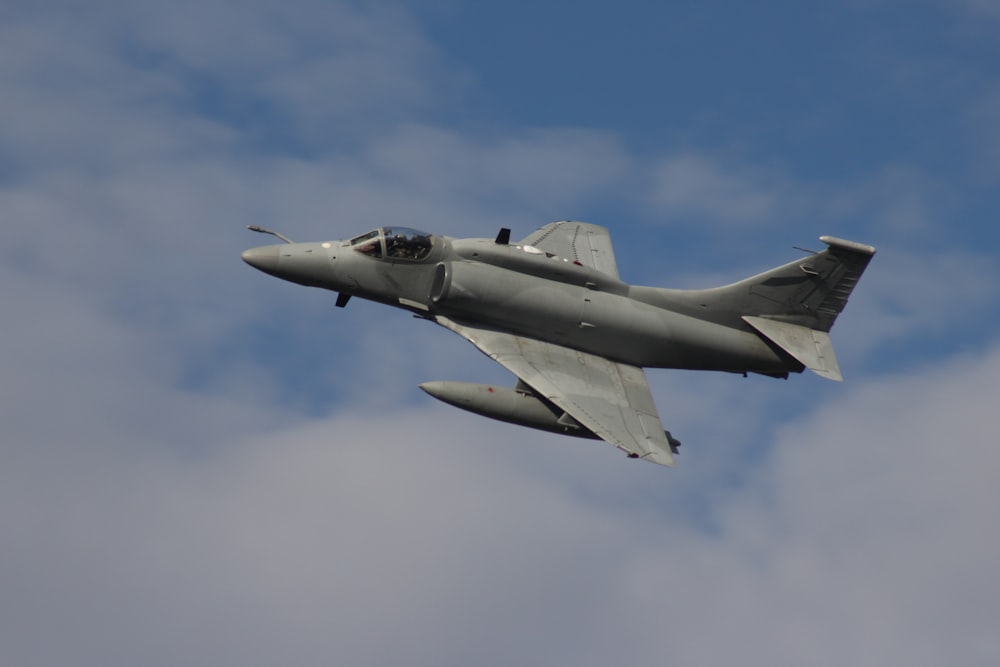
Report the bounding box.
[495,227,511,245]
[247,225,293,244]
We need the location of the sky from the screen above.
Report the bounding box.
[2,1,1000,665]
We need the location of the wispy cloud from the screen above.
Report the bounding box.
[646,153,786,225]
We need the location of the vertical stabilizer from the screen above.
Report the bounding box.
[644,235,877,334]
[742,235,877,332]
[739,236,875,380]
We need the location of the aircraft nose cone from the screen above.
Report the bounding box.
[241,245,280,274]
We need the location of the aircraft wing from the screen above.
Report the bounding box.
[518,221,620,279]
[436,316,676,466]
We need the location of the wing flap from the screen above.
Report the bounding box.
[437,316,675,466]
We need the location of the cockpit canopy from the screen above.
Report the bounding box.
[350,227,435,261]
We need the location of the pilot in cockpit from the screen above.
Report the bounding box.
[351,227,433,261]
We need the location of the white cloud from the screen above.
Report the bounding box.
[826,163,954,237]
[4,287,1000,666]
[356,124,631,226]
[646,153,785,225]
[641,150,961,246]
[834,246,1000,363]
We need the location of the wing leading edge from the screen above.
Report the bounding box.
[436,316,676,466]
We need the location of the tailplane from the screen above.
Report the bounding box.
[742,315,843,380]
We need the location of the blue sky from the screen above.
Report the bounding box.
[2,1,1000,665]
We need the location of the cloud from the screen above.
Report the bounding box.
[0,0,455,181]
[354,124,631,226]
[645,153,786,225]
[641,151,960,247]
[953,0,1000,19]
[4,287,1000,666]
[826,246,1000,365]
[116,0,457,137]
[827,164,955,237]
[965,87,1000,185]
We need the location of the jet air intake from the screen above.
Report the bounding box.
[418,381,598,439]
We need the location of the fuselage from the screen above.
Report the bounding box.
[241,228,798,376]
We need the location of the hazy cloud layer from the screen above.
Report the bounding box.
[4,311,999,666]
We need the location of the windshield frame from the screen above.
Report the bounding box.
[350,227,435,262]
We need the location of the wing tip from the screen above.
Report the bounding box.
[819,235,877,256]
[645,452,677,467]
[629,448,676,467]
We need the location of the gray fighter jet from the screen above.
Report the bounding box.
[242,222,875,467]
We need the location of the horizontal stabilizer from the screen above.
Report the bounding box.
[743,315,843,381]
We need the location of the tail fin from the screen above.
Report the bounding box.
[654,236,876,381]
[737,236,876,381]
[740,236,876,332]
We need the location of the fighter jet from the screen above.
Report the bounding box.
[242,222,875,467]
